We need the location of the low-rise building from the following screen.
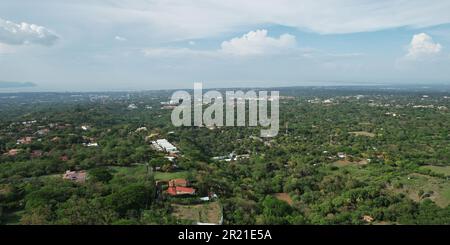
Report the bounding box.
[169,178,189,187]
[31,150,43,158]
[16,137,33,145]
[167,186,196,196]
[153,139,178,153]
[128,104,138,110]
[4,149,21,156]
[63,170,87,183]
[166,178,196,196]
[51,136,61,142]
[362,215,374,223]
[161,105,177,110]
[35,129,50,136]
[135,127,148,133]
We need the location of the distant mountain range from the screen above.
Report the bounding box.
[0,81,36,88]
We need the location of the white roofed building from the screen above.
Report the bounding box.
[154,139,178,153]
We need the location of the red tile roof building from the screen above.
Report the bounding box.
[167,186,196,196]
[165,178,196,196]
[169,178,188,187]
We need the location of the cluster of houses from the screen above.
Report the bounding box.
[6,122,98,158]
[16,136,33,145]
[307,98,335,105]
[3,121,93,158]
[212,152,250,162]
[151,139,180,165]
[20,120,37,126]
[150,139,193,196]
[3,148,65,159]
[3,135,35,156]
[161,100,180,110]
[149,137,220,203]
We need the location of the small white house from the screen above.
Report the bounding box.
[128,104,138,110]
[337,152,346,159]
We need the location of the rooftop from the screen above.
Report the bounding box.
[167,186,196,196]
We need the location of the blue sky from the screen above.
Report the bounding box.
[1,0,450,91]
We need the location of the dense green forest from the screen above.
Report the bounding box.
[0,86,449,225]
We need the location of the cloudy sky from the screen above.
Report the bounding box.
[1,0,450,91]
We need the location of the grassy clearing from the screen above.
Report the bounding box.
[172,201,222,224]
[154,171,190,181]
[349,131,376,137]
[39,174,62,181]
[327,163,450,208]
[333,159,369,168]
[326,164,379,181]
[390,173,450,208]
[111,165,190,181]
[420,165,450,176]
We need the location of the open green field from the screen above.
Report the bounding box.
[111,165,190,181]
[327,164,450,208]
[332,159,369,168]
[390,173,450,208]
[154,171,190,181]
[420,165,450,176]
[172,201,222,224]
[349,131,376,137]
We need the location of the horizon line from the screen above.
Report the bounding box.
[1,82,450,94]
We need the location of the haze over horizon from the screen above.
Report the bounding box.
[2,1,450,91]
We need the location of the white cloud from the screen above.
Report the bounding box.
[406,33,442,60]
[6,1,450,43]
[0,18,58,46]
[220,29,296,56]
[115,35,127,41]
[144,29,296,58]
[57,0,450,40]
